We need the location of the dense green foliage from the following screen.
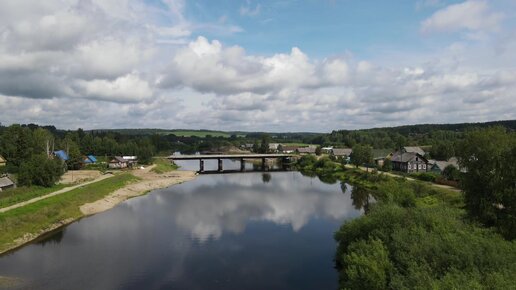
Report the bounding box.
[335,204,516,290]
[350,144,373,168]
[457,126,516,239]
[17,154,64,187]
[331,128,516,289]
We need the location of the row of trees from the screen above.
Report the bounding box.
[0,124,160,187]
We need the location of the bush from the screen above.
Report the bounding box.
[296,155,317,169]
[341,237,393,290]
[409,172,438,182]
[335,204,516,290]
[17,155,64,187]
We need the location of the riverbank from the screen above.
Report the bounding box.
[0,166,196,255]
[292,158,516,289]
[80,166,196,216]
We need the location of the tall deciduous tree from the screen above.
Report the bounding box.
[351,144,373,168]
[458,126,516,239]
[260,134,270,154]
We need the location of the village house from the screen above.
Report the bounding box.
[297,147,316,155]
[431,157,461,174]
[391,151,429,173]
[83,155,97,164]
[402,146,426,156]
[0,155,6,167]
[53,150,69,161]
[321,146,333,154]
[331,148,353,159]
[123,156,138,167]
[269,143,280,152]
[109,156,128,169]
[241,144,254,150]
[0,175,16,192]
[281,145,300,154]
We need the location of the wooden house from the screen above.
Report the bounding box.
[0,176,16,192]
[83,155,97,164]
[391,151,429,173]
[430,157,461,174]
[297,147,316,155]
[281,145,300,153]
[331,148,353,158]
[0,155,6,167]
[109,156,128,169]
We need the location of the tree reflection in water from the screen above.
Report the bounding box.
[318,174,338,184]
[262,173,271,183]
[340,182,348,195]
[351,186,372,213]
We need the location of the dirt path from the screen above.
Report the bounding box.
[0,174,115,213]
[59,170,102,185]
[344,164,461,192]
[80,166,196,216]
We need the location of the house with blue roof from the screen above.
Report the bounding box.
[53,150,69,161]
[83,155,97,164]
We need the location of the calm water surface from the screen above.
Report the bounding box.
[0,165,364,290]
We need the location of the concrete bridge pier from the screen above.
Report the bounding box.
[240,158,245,171]
[199,159,204,172]
[218,158,223,172]
[262,158,266,171]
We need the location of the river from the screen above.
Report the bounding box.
[0,161,365,290]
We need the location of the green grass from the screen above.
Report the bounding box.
[83,163,108,172]
[151,158,179,174]
[0,173,139,253]
[0,184,69,209]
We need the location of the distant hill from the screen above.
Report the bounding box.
[323,119,516,149]
[89,129,233,138]
[335,120,516,135]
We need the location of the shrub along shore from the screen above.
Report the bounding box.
[296,153,516,290]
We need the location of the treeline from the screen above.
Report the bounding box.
[309,120,516,154]
[0,124,159,186]
[334,126,516,289]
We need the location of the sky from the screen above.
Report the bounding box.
[0,0,515,132]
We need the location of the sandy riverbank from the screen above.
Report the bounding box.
[80,166,197,215]
[1,167,196,256]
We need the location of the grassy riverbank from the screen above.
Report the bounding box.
[0,184,68,209]
[296,156,516,289]
[0,173,139,254]
[151,158,179,174]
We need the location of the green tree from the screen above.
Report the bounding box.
[350,144,373,168]
[442,164,460,181]
[431,141,455,160]
[259,134,270,154]
[315,146,322,156]
[457,126,516,237]
[382,158,392,172]
[18,154,64,187]
[341,238,393,290]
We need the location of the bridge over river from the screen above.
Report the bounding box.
[167,154,295,172]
